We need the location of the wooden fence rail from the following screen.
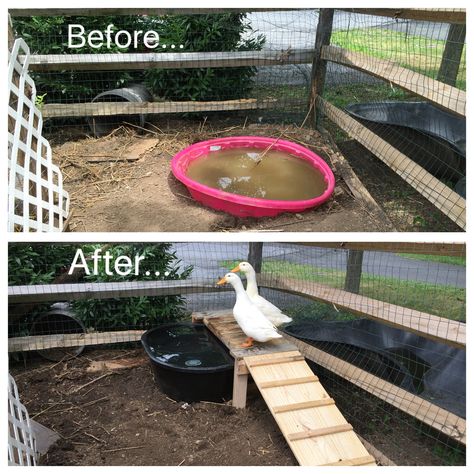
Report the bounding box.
[317,97,466,230]
[42,98,278,119]
[321,45,466,117]
[9,274,465,349]
[295,242,466,257]
[285,334,466,445]
[26,49,315,72]
[8,279,228,304]
[8,8,465,23]
[340,9,465,24]
[8,8,304,16]
[258,275,466,349]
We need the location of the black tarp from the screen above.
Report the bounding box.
[284,318,465,418]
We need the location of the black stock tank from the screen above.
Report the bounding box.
[141,323,234,402]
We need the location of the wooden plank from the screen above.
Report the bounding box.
[318,127,395,230]
[236,359,249,375]
[232,360,248,409]
[8,330,145,352]
[288,423,353,441]
[322,455,377,466]
[9,312,244,352]
[273,398,335,414]
[260,375,319,389]
[246,354,304,367]
[317,97,466,229]
[26,49,315,72]
[294,242,465,257]
[42,98,278,119]
[259,275,465,348]
[321,45,466,117]
[192,309,234,322]
[244,351,375,466]
[340,8,465,24]
[8,279,230,304]
[9,8,305,16]
[285,334,466,445]
[203,315,298,359]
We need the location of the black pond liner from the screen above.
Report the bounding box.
[345,101,466,193]
[141,322,234,402]
[283,319,465,418]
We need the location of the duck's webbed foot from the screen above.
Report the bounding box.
[240,337,254,348]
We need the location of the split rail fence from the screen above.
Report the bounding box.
[8,242,466,451]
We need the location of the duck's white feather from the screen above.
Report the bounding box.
[250,294,293,326]
[224,273,282,343]
[238,262,293,327]
[234,298,281,342]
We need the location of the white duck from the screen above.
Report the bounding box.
[231,261,293,327]
[217,272,282,348]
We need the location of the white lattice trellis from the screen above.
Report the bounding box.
[8,374,37,466]
[8,38,69,232]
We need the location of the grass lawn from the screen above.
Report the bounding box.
[397,253,466,266]
[222,260,465,322]
[331,27,466,90]
[323,82,410,110]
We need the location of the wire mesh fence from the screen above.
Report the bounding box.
[8,242,466,465]
[7,8,466,232]
[9,11,317,129]
[318,9,466,231]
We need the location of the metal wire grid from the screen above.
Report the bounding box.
[7,242,465,465]
[321,10,465,229]
[9,11,317,119]
[7,9,466,232]
[7,38,70,232]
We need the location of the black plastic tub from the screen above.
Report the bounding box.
[141,323,234,402]
[345,101,466,184]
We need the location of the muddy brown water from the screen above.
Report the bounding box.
[186,147,327,200]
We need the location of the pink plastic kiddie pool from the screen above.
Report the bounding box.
[171,136,335,218]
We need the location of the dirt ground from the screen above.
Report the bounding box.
[309,363,465,467]
[338,140,461,232]
[10,349,295,466]
[10,347,464,466]
[49,120,394,232]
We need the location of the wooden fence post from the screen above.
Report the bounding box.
[344,250,364,294]
[248,243,263,273]
[308,8,334,129]
[437,23,466,87]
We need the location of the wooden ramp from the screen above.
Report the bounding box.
[194,311,376,466]
[245,351,376,466]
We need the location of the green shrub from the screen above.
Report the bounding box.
[144,13,265,100]
[12,16,145,102]
[8,243,192,333]
[12,13,265,103]
[8,243,78,285]
[73,244,193,329]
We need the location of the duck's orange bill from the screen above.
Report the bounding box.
[216,277,227,285]
[230,265,240,273]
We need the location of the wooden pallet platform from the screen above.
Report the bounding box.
[201,311,297,358]
[194,311,375,466]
